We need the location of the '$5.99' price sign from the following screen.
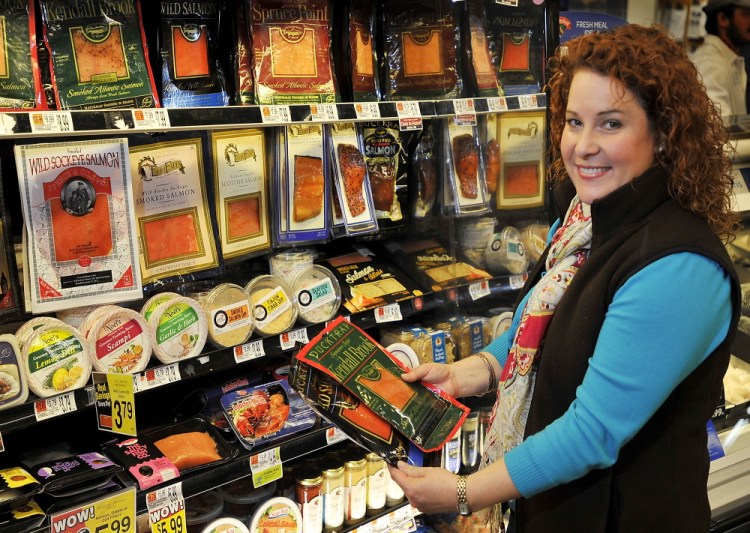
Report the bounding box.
[49,487,136,533]
[147,483,186,533]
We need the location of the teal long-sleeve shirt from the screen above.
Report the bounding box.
[483,251,732,497]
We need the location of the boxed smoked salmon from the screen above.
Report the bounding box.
[128,133,221,285]
[159,0,230,108]
[14,138,143,314]
[381,0,463,101]
[296,317,469,452]
[210,129,271,260]
[38,0,159,110]
[250,0,337,105]
[0,0,46,110]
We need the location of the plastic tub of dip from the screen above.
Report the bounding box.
[268,248,316,280]
[202,283,254,348]
[292,265,341,325]
[245,275,297,336]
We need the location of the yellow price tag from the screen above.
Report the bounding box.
[50,487,135,533]
[147,484,186,533]
[108,373,136,436]
[150,508,186,533]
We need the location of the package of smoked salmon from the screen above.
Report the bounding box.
[0,165,23,319]
[104,416,237,490]
[463,0,502,98]
[159,0,229,108]
[332,0,379,102]
[209,129,271,260]
[220,379,317,451]
[128,132,223,286]
[233,0,254,105]
[0,0,46,110]
[485,0,556,96]
[380,0,463,100]
[250,0,337,105]
[0,500,45,533]
[14,138,143,314]
[408,122,439,231]
[38,0,159,110]
[0,468,41,513]
[443,119,490,216]
[273,125,330,246]
[291,357,424,465]
[295,317,469,452]
[29,452,122,498]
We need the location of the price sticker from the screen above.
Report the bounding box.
[132,108,170,129]
[146,483,186,533]
[486,96,508,112]
[280,327,309,351]
[469,280,491,301]
[326,426,347,445]
[50,487,136,533]
[234,338,265,364]
[355,522,374,533]
[374,303,403,324]
[29,111,74,133]
[518,94,538,109]
[310,103,338,122]
[452,98,477,126]
[250,447,283,488]
[509,274,528,290]
[260,105,292,124]
[34,391,76,422]
[395,101,423,131]
[354,102,381,120]
[135,364,180,392]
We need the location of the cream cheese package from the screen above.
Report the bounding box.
[248,496,302,532]
[292,265,341,325]
[14,138,142,314]
[0,335,28,411]
[245,275,297,336]
[202,283,253,348]
[147,295,207,363]
[84,306,153,373]
[22,322,92,398]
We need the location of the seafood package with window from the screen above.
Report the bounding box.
[220,379,317,450]
[29,452,122,497]
[443,120,490,216]
[0,468,40,514]
[463,0,501,98]
[15,138,142,313]
[0,0,46,110]
[296,317,469,452]
[333,0,380,101]
[38,0,159,109]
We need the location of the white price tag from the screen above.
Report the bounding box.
[132,108,170,129]
[486,96,509,112]
[280,328,309,351]
[452,98,477,126]
[310,103,338,121]
[233,339,265,364]
[145,483,185,512]
[354,102,381,120]
[250,447,283,487]
[260,105,292,124]
[395,101,423,131]
[135,363,181,392]
[374,303,403,324]
[469,280,491,301]
[34,392,76,421]
[518,94,538,109]
[355,522,374,533]
[509,274,528,290]
[29,111,73,133]
[326,426,347,445]
[146,483,186,533]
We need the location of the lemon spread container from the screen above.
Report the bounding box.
[0,334,28,411]
[292,265,341,325]
[85,306,153,374]
[22,322,92,398]
[202,283,253,348]
[147,295,207,363]
[245,275,297,336]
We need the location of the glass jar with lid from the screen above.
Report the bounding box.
[295,468,323,533]
[365,453,387,515]
[343,448,367,525]
[320,457,345,532]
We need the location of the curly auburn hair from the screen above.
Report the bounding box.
[546,24,739,241]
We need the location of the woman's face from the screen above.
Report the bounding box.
[561,69,656,205]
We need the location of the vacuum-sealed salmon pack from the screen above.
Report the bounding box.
[30,452,122,498]
[159,0,229,108]
[444,120,490,216]
[0,468,40,513]
[464,0,501,98]
[0,0,46,110]
[295,317,469,452]
[38,0,159,110]
[14,138,143,314]
[333,0,379,102]
[233,0,254,105]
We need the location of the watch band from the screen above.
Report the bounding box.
[457,474,472,515]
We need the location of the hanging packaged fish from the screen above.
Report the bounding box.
[0,0,46,109]
[14,138,142,314]
[381,0,462,100]
[362,121,408,237]
[234,0,254,105]
[409,123,438,223]
[464,0,501,98]
[210,129,271,259]
[129,134,221,285]
[0,166,22,318]
[274,124,329,245]
[481,114,501,197]
[340,0,379,101]
[38,0,159,109]
[444,120,490,216]
[159,0,229,107]
[328,122,378,236]
[251,0,336,104]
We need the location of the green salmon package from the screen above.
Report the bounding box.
[295,316,469,452]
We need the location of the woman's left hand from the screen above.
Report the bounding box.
[387,461,459,515]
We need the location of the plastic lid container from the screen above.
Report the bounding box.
[186,490,223,533]
[23,323,92,398]
[0,334,28,411]
[218,478,277,519]
[268,249,317,279]
[292,265,341,325]
[140,292,181,321]
[203,283,254,348]
[385,343,420,369]
[485,226,527,275]
[201,516,250,533]
[245,275,297,336]
[85,307,153,374]
[459,217,496,249]
[248,496,302,532]
[148,295,208,363]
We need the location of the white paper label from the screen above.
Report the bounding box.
[326,426,347,445]
[486,97,508,112]
[135,364,181,392]
[260,105,292,124]
[132,109,170,129]
[354,102,381,120]
[310,104,338,122]
[518,94,538,109]
[34,392,76,421]
[374,303,403,323]
[280,327,309,351]
[145,482,184,513]
[452,99,477,126]
[29,111,73,133]
[233,339,265,364]
[510,274,528,290]
[469,280,491,301]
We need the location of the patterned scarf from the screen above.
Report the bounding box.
[476,197,593,532]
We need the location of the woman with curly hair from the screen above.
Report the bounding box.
[389,24,741,532]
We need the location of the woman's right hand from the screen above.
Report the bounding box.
[401,362,461,398]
